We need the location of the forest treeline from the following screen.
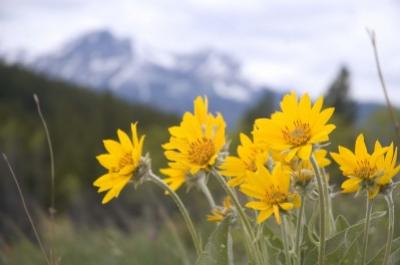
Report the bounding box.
[0,62,397,239]
[0,62,179,237]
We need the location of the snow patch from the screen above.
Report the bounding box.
[214,81,251,102]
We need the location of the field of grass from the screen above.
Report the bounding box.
[1,62,400,265]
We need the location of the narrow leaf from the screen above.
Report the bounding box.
[367,237,400,265]
[196,218,233,265]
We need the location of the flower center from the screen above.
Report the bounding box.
[354,159,377,180]
[245,161,257,172]
[265,186,287,204]
[188,137,215,166]
[282,120,312,146]
[111,152,133,173]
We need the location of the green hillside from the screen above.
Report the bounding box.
[0,62,179,230]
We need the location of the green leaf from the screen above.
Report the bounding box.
[336,229,363,264]
[262,224,283,264]
[391,245,400,265]
[306,201,320,246]
[367,237,400,265]
[304,211,386,264]
[335,215,350,232]
[327,211,385,254]
[302,229,319,265]
[263,224,283,250]
[196,218,233,265]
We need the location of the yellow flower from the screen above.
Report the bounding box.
[375,142,400,187]
[160,162,190,192]
[219,133,269,187]
[240,164,301,224]
[330,134,387,199]
[93,123,145,204]
[287,149,331,185]
[162,96,226,185]
[253,92,335,162]
[207,197,233,223]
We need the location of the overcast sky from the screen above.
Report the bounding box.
[1,0,399,105]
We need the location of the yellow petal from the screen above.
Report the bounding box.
[311,96,324,115]
[246,201,269,210]
[315,107,335,127]
[118,129,133,150]
[299,93,312,117]
[341,178,361,193]
[257,207,273,223]
[227,177,245,187]
[166,178,185,192]
[279,202,294,210]
[131,122,139,146]
[298,145,312,160]
[355,134,367,158]
[368,185,380,199]
[101,177,130,204]
[119,165,135,175]
[285,147,299,162]
[103,140,123,154]
[194,96,208,124]
[96,154,117,169]
[240,133,253,146]
[93,173,115,187]
[280,91,298,116]
[273,205,281,224]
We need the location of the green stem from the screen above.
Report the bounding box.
[198,173,216,209]
[310,154,326,265]
[322,167,335,235]
[149,171,202,256]
[227,226,234,265]
[383,192,395,265]
[3,154,52,265]
[34,94,56,265]
[211,169,263,265]
[361,195,373,265]
[295,194,305,265]
[258,222,271,264]
[282,215,292,265]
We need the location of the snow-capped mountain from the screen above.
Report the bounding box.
[28,29,271,124]
[34,30,133,89]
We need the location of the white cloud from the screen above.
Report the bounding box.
[0,0,399,105]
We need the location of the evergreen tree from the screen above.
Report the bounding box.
[324,66,356,124]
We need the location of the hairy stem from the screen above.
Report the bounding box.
[322,167,335,235]
[197,173,216,209]
[227,226,234,265]
[310,154,326,265]
[211,169,263,265]
[361,196,373,265]
[295,194,305,265]
[282,215,292,265]
[148,171,202,256]
[383,192,395,265]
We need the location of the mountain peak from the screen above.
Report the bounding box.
[23,29,270,125]
[33,29,135,88]
[60,29,133,60]
[174,49,240,79]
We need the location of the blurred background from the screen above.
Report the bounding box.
[0,0,399,264]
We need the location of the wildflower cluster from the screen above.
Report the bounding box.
[331,134,399,198]
[93,92,399,265]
